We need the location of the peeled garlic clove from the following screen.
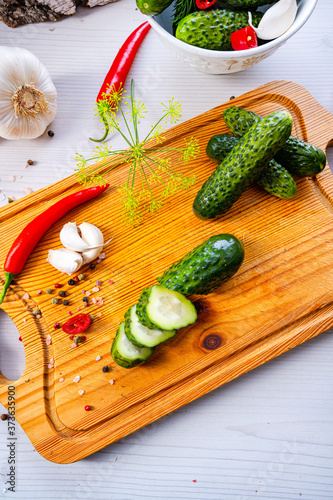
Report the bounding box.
[60,222,92,252]
[79,222,104,264]
[47,248,83,275]
[249,0,298,40]
[79,222,104,246]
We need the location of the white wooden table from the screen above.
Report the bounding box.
[0,1,332,498]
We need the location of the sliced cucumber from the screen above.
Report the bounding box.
[125,304,177,348]
[111,321,154,369]
[136,285,197,331]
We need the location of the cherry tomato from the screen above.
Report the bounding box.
[62,313,92,335]
[195,0,216,9]
[231,26,258,51]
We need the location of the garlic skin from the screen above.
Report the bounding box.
[0,46,57,140]
[47,248,83,276]
[249,0,298,40]
[79,222,105,264]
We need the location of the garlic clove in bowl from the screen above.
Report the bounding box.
[0,46,57,140]
[249,0,298,40]
[47,248,83,276]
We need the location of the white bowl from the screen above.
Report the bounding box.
[148,0,318,74]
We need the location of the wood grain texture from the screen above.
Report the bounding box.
[0,80,332,464]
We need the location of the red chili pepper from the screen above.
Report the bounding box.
[231,26,258,51]
[91,21,151,143]
[196,0,216,9]
[62,313,92,335]
[0,184,109,305]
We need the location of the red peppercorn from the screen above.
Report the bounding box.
[54,283,61,289]
[54,322,61,329]
[73,276,79,282]
[18,336,22,341]
[84,405,91,411]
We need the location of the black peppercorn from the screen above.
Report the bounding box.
[102,366,109,373]
[68,279,75,286]
[48,130,54,137]
[58,290,66,297]
[82,297,89,303]
[63,300,69,306]
[89,263,95,270]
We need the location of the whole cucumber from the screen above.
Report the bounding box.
[158,234,244,295]
[175,9,262,51]
[207,133,297,199]
[223,106,327,177]
[193,110,293,220]
[222,0,275,8]
[136,0,174,16]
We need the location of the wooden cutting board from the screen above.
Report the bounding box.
[0,80,332,464]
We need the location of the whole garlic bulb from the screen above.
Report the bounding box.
[0,46,57,140]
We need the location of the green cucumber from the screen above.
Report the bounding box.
[136,285,197,331]
[111,321,154,369]
[206,133,239,162]
[223,0,275,9]
[223,106,327,177]
[124,304,176,348]
[136,0,173,16]
[193,110,293,220]
[158,234,244,295]
[175,9,262,51]
[207,133,297,199]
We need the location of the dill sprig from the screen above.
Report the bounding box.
[172,0,197,33]
[75,80,199,227]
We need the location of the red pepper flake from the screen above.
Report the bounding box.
[130,280,134,284]
[192,480,197,483]
[231,26,258,51]
[63,313,92,335]
[18,336,22,342]
[68,311,73,316]
[84,405,91,411]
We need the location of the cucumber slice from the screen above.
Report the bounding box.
[125,305,177,348]
[136,285,197,331]
[111,321,154,369]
